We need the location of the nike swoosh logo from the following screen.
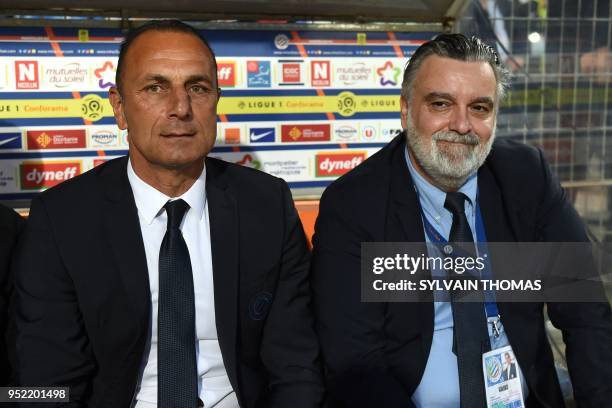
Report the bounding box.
[250,130,273,141]
[0,136,18,147]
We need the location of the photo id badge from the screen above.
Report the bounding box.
[482,345,525,408]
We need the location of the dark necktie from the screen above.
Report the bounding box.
[158,199,198,408]
[444,192,489,408]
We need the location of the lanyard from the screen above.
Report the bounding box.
[419,198,500,322]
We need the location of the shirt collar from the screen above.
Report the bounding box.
[404,146,478,214]
[127,159,207,225]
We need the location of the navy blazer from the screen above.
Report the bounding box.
[15,156,324,407]
[0,204,25,386]
[312,133,612,408]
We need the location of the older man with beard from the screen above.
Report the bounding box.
[311,34,612,408]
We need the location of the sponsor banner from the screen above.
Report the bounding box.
[1,57,119,92]
[217,123,245,145]
[248,126,276,143]
[0,132,22,149]
[20,160,82,190]
[93,158,108,167]
[235,153,261,169]
[40,59,89,90]
[0,63,8,90]
[262,156,311,180]
[0,94,111,122]
[274,34,291,51]
[211,150,313,182]
[0,161,18,191]
[89,127,119,148]
[0,28,435,199]
[15,60,39,90]
[0,87,590,118]
[315,151,367,177]
[281,124,330,143]
[211,149,376,182]
[0,93,398,121]
[217,61,237,87]
[376,60,403,87]
[311,60,331,87]
[225,127,241,144]
[380,120,403,141]
[27,129,87,150]
[246,60,271,88]
[119,129,129,147]
[360,122,379,142]
[82,156,122,173]
[278,60,304,86]
[93,60,116,90]
[333,59,375,88]
[0,29,428,58]
[333,123,359,142]
[219,93,398,116]
[271,33,426,53]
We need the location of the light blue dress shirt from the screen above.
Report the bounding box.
[404,148,526,407]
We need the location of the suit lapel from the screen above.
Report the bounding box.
[477,164,518,242]
[388,143,426,244]
[100,157,151,340]
[205,158,240,396]
[100,157,242,398]
[386,138,434,352]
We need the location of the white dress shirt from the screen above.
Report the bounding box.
[127,160,236,407]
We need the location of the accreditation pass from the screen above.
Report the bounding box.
[482,345,525,408]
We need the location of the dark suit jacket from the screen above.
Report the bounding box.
[15,156,324,407]
[312,134,612,408]
[0,204,25,386]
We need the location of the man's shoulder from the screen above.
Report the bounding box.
[482,138,559,214]
[322,135,402,202]
[206,156,284,195]
[488,137,543,168]
[207,156,280,183]
[485,137,549,187]
[35,156,126,209]
[0,203,24,231]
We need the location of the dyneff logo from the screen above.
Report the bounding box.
[20,161,81,190]
[217,62,236,87]
[316,152,366,177]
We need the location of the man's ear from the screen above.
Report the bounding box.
[108,87,127,130]
[400,96,410,130]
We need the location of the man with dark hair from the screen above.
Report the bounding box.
[0,204,25,386]
[16,20,324,407]
[312,33,612,407]
[114,19,218,93]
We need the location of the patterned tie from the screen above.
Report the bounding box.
[444,192,489,408]
[158,199,198,408]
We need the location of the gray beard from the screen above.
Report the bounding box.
[405,122,495,191]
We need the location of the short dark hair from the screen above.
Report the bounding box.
[401,33,510,104]
[115,19,217,92]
